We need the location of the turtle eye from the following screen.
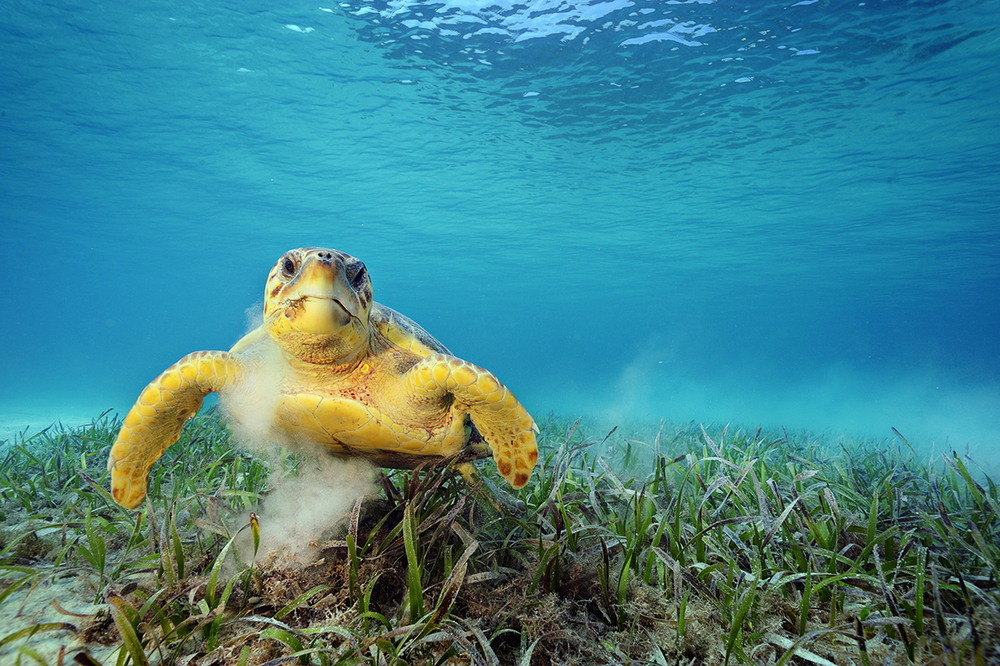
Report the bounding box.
[349,262,368,290]
[281,257,296,277]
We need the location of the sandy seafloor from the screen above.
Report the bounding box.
[0,563,115,663]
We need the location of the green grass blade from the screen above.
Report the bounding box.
[0,622,76,648]
[274,584,332,621]
[205,521,251,610]
[402,503,424,621]
[105,592,149,666]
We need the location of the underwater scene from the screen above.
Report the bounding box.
[1,0,998,663]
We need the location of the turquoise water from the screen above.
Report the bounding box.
[1,1,998,462]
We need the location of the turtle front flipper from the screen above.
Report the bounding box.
[108,351,242,509]
[405,354,538,489]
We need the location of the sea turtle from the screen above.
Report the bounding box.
[107,247,538,510]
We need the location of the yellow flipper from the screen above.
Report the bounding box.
[107,351,242,509]
[406,354,538,488]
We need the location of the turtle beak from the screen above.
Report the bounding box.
[295,255,361,318]
[278,255,362,333]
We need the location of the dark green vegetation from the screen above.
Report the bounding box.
[1,411,997,665]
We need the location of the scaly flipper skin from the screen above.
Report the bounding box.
[405,354,538,488]
[107,351,242,509]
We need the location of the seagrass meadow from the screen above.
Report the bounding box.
[0,411,997,666]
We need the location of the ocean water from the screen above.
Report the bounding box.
[1,0,998,467]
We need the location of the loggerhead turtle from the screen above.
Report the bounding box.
[107,247,538,509]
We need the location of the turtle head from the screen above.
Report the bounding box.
[263,247,374,364]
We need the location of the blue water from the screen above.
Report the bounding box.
[1,0,998,464]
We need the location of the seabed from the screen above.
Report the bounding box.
[1,410,997,665]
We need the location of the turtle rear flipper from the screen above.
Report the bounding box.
[108,351,242,509]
